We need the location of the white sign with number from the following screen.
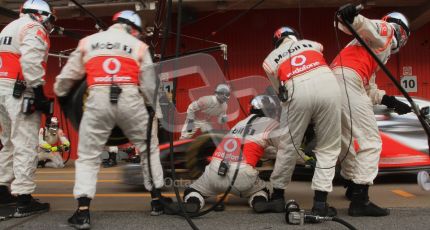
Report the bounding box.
[400,76,417,93]
[162,81,174,93]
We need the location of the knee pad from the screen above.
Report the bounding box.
[184,187,204,208]
[248,189,269,208]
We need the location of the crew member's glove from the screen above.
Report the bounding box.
[337,3,359,24]
[186,119,194,132]
[33,85,53,115]
[304,155,317,169]
[381,95,412,115]
[57,96,68,107]
[50,146,58,152]
[41,143,52,151]
[63,142,70,152]
[271,188,285,201]
[146,106,155,118]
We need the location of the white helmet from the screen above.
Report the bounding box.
[382,12,410,53]
[21,0,56,30]
[250,95,277,118]
[46,116,59,134]
[113,10,142,37]
[215,84,231,103]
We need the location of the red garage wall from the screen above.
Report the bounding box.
[3,8,429,159]
[170,8,430,125]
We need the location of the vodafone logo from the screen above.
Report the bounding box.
[223,138,238,153]
[291,55,306,67]
[102,58,121,75]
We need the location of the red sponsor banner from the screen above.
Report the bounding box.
[277,50,327,81]
[85,56,140,86]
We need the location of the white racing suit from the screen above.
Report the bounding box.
[263,39,341,192]
[180,95,227,139]
[0,15,49,195]
[185,115,279,209]
[38,128,70,168]
[54,24,163,198]
[331,15,396,185]
[143,112,164,191]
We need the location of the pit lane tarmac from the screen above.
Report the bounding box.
[1,162,430,230]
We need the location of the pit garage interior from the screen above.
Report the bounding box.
[1,0,430,229]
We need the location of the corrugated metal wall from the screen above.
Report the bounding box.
[3,8,429,158]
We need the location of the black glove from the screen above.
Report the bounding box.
[186,119,194,132]
[337,3,359,24]
[271,188,285,201]
[57,95,68,107]
[33,85,53,115]
[146,106,155,118]
[381,95,412,115]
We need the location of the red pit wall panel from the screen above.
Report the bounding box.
[2,8,429,159]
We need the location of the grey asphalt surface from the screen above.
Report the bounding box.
[1,162,430,230]
[2,208,430,230]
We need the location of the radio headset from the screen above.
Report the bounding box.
[13,73,26,98]
[109,60,122,104]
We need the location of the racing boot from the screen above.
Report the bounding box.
[342,178,353,201]
[348,183,390,217]
[103,152,117,168]
[251,196,285,213]
[164,197,201,215]
[13,194,50,217]
[37,160,48,168]
[270,188,286,209]
[68,197,91,229]
[150,189,173,216]
[311,191,337,217]
[0,185,17,206]
[214,200,225,212]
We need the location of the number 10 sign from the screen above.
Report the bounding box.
[400,76,417,93]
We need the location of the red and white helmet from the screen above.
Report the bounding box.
[273,26,300,48]
[382,12,410,53]
[21,0,56,30]
[112,10,142,37]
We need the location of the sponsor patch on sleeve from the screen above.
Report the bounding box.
[379,23,388,36]
[35,29,49,46]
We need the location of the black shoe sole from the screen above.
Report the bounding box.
[13,208,49,218]
[68,222,91,230]
[348,209,390,217]
[348,204,390,217]
[164,203,200,215]
[253,201,285,213]
[0,202,16,207]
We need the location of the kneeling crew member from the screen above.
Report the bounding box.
[178,95,282,213]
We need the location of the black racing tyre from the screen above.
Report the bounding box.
[186,133,225,179]
[58,79,129,146]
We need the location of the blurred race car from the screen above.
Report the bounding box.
[122,96,430,185]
